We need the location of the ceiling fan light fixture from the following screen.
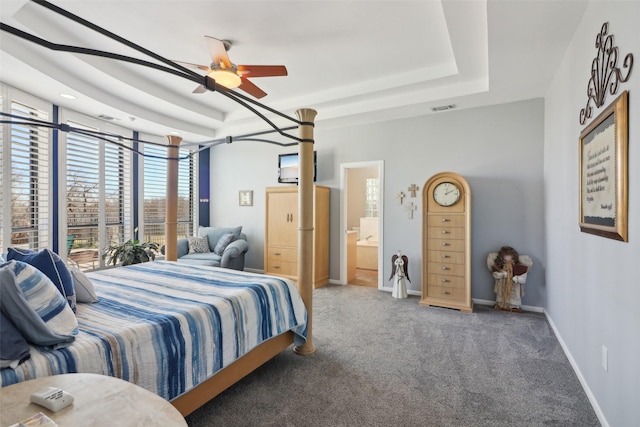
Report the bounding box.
[209,69,241,89]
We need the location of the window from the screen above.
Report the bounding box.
[3,100,50,250]
[65,119,132,269]
[143,143,196,245]
[1,85,198,263]
[365,178,380,217]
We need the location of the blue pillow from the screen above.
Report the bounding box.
[214,233,236,255]
[7,248,76,313]
[0,260,78,349]
[0,310,31,368]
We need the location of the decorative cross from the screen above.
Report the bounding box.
[408,184,419,197]
[396,191,406,205]
[404,202,417,219]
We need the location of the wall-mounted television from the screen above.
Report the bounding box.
[278,151,317,184]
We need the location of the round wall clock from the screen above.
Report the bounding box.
[433,182,460,206]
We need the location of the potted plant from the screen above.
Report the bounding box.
[102,232,160,266]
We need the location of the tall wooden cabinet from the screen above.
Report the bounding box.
[264,186,330,288]
[420,172,473,313]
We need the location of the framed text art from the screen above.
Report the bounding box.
[579,90,629,241]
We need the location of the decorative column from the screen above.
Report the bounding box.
[165,135,182,261]
[294,108,317,356]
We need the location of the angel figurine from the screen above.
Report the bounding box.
[389,250,410,299]
[487,246,533,311]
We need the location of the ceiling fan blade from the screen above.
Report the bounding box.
[174,60,212,73]
[205,36,232,68]
[238,78,267,99]
[193,84,208,94]
[237,65,288,78]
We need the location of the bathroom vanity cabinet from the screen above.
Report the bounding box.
[420,172,473,313]
[264,185,330,288]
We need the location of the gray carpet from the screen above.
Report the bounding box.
[185,284,599,426]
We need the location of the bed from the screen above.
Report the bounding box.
[0,261,307,416]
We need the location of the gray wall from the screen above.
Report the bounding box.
[544,2,639,425]
[210,98,545,306]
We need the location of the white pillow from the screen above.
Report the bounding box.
[69,267,99,303]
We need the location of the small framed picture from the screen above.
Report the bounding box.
[239,190,253,206]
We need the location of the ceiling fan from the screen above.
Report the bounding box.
[177,36,287,99]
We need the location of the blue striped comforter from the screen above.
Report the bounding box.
[0,261,307,400]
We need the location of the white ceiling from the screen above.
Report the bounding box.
[0,0,587,143]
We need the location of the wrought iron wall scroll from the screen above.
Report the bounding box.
[579,22,634,125]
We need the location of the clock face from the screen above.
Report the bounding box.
[433,182,460,207]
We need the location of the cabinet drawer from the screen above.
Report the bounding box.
[427,214,465,228]
[427,262,465,277]
[427,238,465,252]
[427,250,465,265]
[266,260,297,277]
[266,247,297,262]
[427,273,465,289]
[426,285,466,301]
[428,226,465,240]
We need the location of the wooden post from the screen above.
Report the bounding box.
[165,135,182,261]
[294,108,317,356]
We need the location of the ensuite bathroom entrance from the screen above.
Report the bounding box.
[341,161,383,288]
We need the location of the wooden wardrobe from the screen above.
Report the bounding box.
[264,186,330,288]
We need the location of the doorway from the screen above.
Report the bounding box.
[340,161,384,288]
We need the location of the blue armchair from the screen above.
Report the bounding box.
[173,226,248,270]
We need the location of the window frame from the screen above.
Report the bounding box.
[0,86,53,252]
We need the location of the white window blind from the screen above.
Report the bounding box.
[105,136,131,246]
[8,101,50,250]
[66,123,100,255]
[143,144,195,245]
[66,121,132,269]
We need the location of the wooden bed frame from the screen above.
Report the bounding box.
[166,109,318,416]
[171,331,294,416]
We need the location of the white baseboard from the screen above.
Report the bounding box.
[472,298,544,313]
[544,310,609,427]
[328,280,422,296]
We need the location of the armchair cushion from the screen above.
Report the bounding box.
[198,226,242,253]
